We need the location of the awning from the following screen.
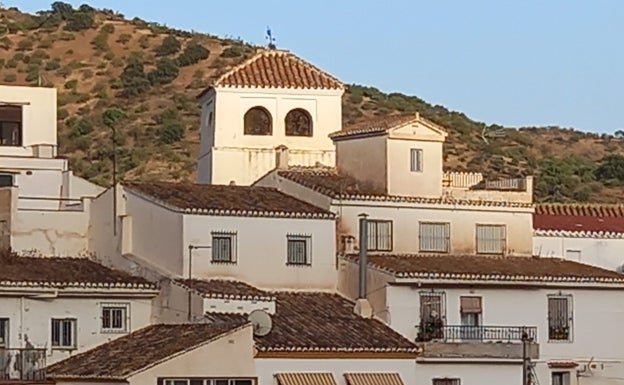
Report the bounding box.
[460,296,482,314]
[275,373,338,385]
[345,373,404,385]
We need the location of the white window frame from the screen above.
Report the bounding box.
[367,220,392,251]
[162,379,254,385]
[410,148,423,172]
[286,234,312,266]
[211,231,237,263]
[51,318,77,349]
[101,303,130,333]
[547,294,573,342]
[0,318,8,348]
[551,371,571,385]
[476,224,506,254]
[419,222,450,253]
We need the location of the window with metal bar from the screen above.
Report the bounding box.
[476,224,506,254]
[418,291,445,341]
[419,222,450,253]
[432,379,460,385]
[160,379,254,385]
[211,231,237,263]
[410,148,423,172]
[551,372,570,385]
[287,234,311,265]
[0,318,8,348]
[548,295,573,341]
[101,303,129,333]
[51,318,76,349]
[367,220,392,251]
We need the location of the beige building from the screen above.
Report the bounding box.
[196,49,344,186]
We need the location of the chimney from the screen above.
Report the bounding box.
[275,145,289,170]
[354,213,373,318]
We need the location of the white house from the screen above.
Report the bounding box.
[0,251,158,380]
[533,203,624,271]
[196,49,344,186]
[338,250,624,385]
[48,278,418,385]
[88,182,337,291]
[256,114,534,257]
[0,85,104,256]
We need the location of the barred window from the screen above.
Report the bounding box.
[476,224,506,254]
[548,295,573,342]
[51,318,76,349]
[101,303,129,333]
[0,318,8,348]
[410,148,423,172]
[368,220,392,251]
[211,231,237,263]
[419,222,450,253]
[432,379,460,385]
[160,379,254,385]
[287,234,311,265]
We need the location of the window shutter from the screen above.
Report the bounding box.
[460,296,482,314]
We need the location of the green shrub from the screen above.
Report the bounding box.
[59,32,75,41]
[111,57,124,67]
[57,108,69,120]
[3,74,17,82]
[31,50,50,61]
[71,118,95,137]
[117,33,132,45]
[65,12,94,31]
[16,38,34,51]
[38,37,55,49]
[158,121,185,144]
[148,58,179,85]
[176,43,209,67]
[155,35,181,56]
[45,58,62,71]
[138,35,150,49]
[220,44,252,58]
[104,51,115,61]
[5,59,18,69]
[91,31,110,52]
[64,79,78,90]
[120,59,151,96]
[101,24,115,34]
[0,59,4,69]
[0,36,12,50]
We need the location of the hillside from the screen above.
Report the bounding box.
[1,3,623,203]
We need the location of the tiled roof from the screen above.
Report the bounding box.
[213,49,343,90]
[0,252,156,290]
[534,203,624,237]
[343,254,624,284]
[252,291,417,353]
[331,113,446,140]
[47,321,248,379]
[124,181,334,219]
[176,279,275,301]
[276,167,532,208]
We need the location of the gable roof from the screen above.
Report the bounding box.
[0,252,156,290]
[330,113,447,140]
[534,203,624,237]
[124,181,334,219]
[212,49,343,90]
[343,254,624,284]
[47,321,248,380]
[226,291,417,354]
[276,167,532,208]
[176,279,275,301]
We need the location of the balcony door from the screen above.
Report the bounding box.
[460,296,482,340]
[419,291,446,341]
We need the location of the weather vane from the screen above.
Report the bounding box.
[266,26,276,50]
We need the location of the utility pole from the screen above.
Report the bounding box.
[521,331,533,385]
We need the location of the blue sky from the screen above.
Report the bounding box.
[6,0,624,133]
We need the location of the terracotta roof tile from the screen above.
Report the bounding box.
[176,279,275,301]
[253,292,416,353]
[0,252,155,289]
[213,50,343,90]
[47,321,248,379]
[124,181,334,219]
[534,203,624,236]
[343,254,624,284]
[277,167,532,208]
[330,113,447,140]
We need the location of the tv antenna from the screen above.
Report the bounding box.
[248,309,273,336]
[265,26,276,49]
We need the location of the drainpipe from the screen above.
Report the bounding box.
[354,213,373,318]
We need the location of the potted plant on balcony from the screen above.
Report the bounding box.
[417,316,444,342]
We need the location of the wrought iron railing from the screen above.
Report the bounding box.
[416,325,537,343]
[0,348,47,381]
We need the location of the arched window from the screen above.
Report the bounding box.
[244,107,272,135]
[285,108,313,137]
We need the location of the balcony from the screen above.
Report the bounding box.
[0,348,47,382]
[415,325,539,360]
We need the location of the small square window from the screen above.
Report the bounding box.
[287,234,311,265]
[101,303,129,333]
[51,318,76,349]
[410,148,423,172]
[551,371,570,385]
[211,231,237,263]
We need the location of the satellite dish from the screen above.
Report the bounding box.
[248,309,272,337]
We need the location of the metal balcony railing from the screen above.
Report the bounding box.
[416,325,537,343]
[0,348,47,381]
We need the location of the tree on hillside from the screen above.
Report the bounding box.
[148,58,179,85]
[155,35,181,57]
[176,43,210,67]
[595,155,624,185]
[120,59,150,97]
[51,1,74,19]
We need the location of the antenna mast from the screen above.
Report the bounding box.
[265,26,276,49]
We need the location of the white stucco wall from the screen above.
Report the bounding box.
[335,201,533,256]
[255,358,416,385]
[183,214,336,290]
[0,85,57,156]
[197,87,342,185]
[415,363,521,385]
[386,137,443,198]
[0,292,154,364]
[533,235,624,271]
[335,136,388,193]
